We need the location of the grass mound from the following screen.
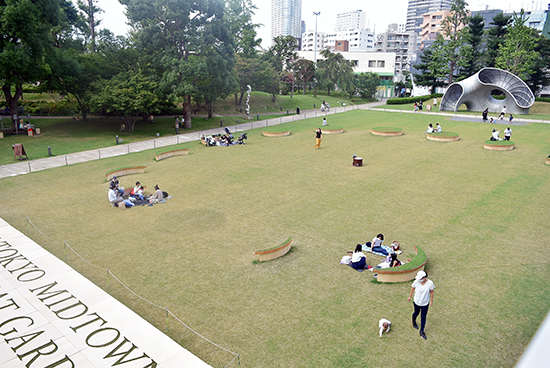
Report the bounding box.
[484,139,515,145]
[372,126,403,132]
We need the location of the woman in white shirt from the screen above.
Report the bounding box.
[408,271,435,340]
[350,244,367,270]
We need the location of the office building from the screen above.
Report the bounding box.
[323,28,375,51]
[335,10,366,32]
[272,0,303,42]
[405,0,452,34]
[375,23,419,82]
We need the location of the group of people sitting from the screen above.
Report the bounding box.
[108,177,168,208]
[490,127,512,141]
[341,233,403,270]
[202,128,247,147]
[413,101,423,112]
[320,100,330,112]
[425,123,442,133]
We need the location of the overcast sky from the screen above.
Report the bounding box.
[92,0,542,48]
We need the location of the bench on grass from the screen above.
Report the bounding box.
[546,157,550,165]
[371,127,403,136]
[426,132,460,142]
[375,245,427,283]
[262,130,291,137]
[106,166,146,181]
[483,140,514,151]
[155,148,190,161]
[255,236,292,262]
[321,127,344,134]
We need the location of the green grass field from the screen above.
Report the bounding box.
[1,109,550,367]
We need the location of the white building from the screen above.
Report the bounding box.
[272,0,303,41]
[323,29,375,51]
[297,51,396,98]
[375,23,419,83]
[335,10,366,32]
[301,30,325,51]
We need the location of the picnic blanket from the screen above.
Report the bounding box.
[362,244,402,257]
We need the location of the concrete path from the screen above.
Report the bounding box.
[0,101,385,179]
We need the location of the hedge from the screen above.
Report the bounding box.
[386,93,443,105]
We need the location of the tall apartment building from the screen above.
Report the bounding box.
[271,0,303,42]
[301,30,325,51]
[405,0,452,34]
[375,23,419,82]
[419,10,450,45]
[335,10,366,31]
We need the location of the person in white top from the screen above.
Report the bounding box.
[436,123,442,132]
[504,127,512,141]
[408,270,435,339]
[498,106,506,120]
[491,128,502,141]
[425,124,434,133]
[378,318,391,337]
[349,244,368,270]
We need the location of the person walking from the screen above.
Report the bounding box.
[498,106,506,120]
[315,128,322,150]
[482,108,488,122]
[175,117,180,134]
[408,270,435,340]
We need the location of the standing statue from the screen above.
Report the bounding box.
[246,85,251,118]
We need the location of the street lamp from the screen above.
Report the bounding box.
[313,11,320,63]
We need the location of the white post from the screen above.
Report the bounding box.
[313,12,320,64]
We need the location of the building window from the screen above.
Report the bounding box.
[377,60,385,68]
[368,60,376,67]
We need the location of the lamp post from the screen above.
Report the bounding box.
[313,11,320,64]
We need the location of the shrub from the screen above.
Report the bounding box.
[386,93,443,105]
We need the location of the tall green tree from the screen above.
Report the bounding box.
[234,55,277,104]
[413,41,447,94]
[77,0,103,52]
[351,72,380,99]
[458,14,485,79]
[122,0,236,129]
[293,58,315,95]
[485,12,512,67]
[440,0,470,84]
[496,10,539,80]
[0,0,60,129]
[225,0,261,57]
[525,31,550,94]
[316,49,354,96]
[263,35,298,73]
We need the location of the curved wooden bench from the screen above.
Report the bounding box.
[426,132,460,142]
[106,166,146,181]
[262,130,290,137]
[321,127,344,134]
[484,140,514,151]
[546,157,550,165]
[155,148,190,161]
[255,237,292,262]
[371,127,403,136]
[375,245,427,283]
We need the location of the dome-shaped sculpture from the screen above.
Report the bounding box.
[439,68,535,115]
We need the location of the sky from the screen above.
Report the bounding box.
[92,0,543,48]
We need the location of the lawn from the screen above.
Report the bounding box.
[1,109,550,368]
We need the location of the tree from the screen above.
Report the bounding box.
[293,58,315,95]
[225,0,261,57]
[122,0,236,129]
[91,70,159,132]
[263,35,298,73]
[315,49,355,96]
[0,0,60,130]
[496,10,539,81]
[413,42,447,94]
[234,55,277,105]
[458,14,485,79]
[525,31,550,95]
[77,0,103,52]
[351,72,380,99]
[485,12,512,67]
[440,0,470,84]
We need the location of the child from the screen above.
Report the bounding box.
[379,318,391,337]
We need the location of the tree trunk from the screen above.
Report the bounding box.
[271,94,277,103]
[303,81,306,95]
[327,87,331,96]
[207,102,213,118]
[238,92,245,106]
[291,78,294,98]
[234,92,239,106]
[183,95,192,129]
[2,85,23,131]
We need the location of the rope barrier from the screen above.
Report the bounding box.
[0,208,240,366]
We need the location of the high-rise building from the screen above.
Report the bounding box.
[271,0,303,42]
[405,0,452,34]
[335,10,366,32]
[375,23,419,82]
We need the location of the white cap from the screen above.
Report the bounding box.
[415,270,427,280]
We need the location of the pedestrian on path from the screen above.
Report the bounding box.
[315,128,322,149]
[499,106,506,120]
[408,270,435,340]
[175,117,180,134]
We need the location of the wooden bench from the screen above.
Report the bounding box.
[371,127,403,136]
[321,127,344,134]
[426,132,460,142]
[255,237,292,262]
[155,148,190,161]
[483,140,514,151]
[106,166,146,181]
[546,157,550,165]
[262,130,291,137]
[375,245,427,283]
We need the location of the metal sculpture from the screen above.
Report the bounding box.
[439,68,535,115]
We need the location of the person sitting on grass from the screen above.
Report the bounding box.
[436,123,442,132]
[379,318,391,338]
[371,234,389,255]
[490,128,502,141]
[425,124,434,133]
[111,176,124,196]
[149,185,166,206]
[389,252,402,268]
[349,244,369,270]
[108,183,124,207]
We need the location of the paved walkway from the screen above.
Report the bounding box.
[2,101,547,179]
